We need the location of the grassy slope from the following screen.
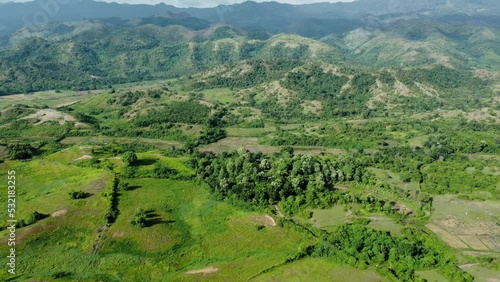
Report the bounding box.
[0,148,319,281]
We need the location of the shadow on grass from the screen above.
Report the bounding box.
[135,158,157,166]
[144,211,175,227]
[126,185,142,191]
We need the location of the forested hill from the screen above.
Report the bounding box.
[1,0,499,74]
[1,0,499,38]
[0,22,345,95]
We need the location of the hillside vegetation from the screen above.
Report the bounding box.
[0,2,499,281]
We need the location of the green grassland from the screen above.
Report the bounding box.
[0,148,318,281]
[254,258,386,282]
[0,149,114,281]
[0,90,92,109]
[459,264,500,282]
[308,205,402,236]
[416,269,450,282]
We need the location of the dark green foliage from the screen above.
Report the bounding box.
[15,220,27,228]
[196,127,227,146]
[107,91,144,107]
[351,218,371,225]
[74,157,102,169]
[69,190,89,200]
[201,59,302,89]
[397,65,484,89]
[28,211,48,224]
[281,65,348,100]
[7,143,36,160]
[122,151,138,166]
[118,181,131,191]
[104,176,120,224]
[153,163,177,179]
[131,208,147,228]
[309,224,473,282]
[193,149,373,209]
[279,65,378,118]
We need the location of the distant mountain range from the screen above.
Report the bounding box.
[0,0,499,95]
[1,0,499,38]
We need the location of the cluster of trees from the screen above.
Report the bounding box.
[192,148,373,208]
[397,65,484,89]
[6,143,37,160]
[306,224,473,281]
[192,147,471,281]
[122,151,138,166]
[107,91,144,107]
[13,211,49,229]
[131,208,147,228]
[103,175,120,224]
[69,190,89,199]
[260,117,499,198]
[199,59,302,89]
[0,119,73,140]
[281,65,348,100]
[279,66,378,118]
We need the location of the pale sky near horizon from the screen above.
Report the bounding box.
[0,0,357,8]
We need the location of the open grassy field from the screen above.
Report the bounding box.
[199,137,280,154]
[428,195,500,252]
[308,205,402,235]
[104,178,314,281]
[0,147,325,281]
[226,127,276,137]
[0,149,114,281]
[0,90,93,109]
[200,137,347,156]
[254,258,387,282]
[460,264,500,282]
[201,88,239,104]
[61,136,182,150]
[369,167,420,196]
[416,269,450,282]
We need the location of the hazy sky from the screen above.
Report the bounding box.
[0,0,356,8]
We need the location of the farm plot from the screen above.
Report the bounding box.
[200,137,347,156]
[428,195,500,251]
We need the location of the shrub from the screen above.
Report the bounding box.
[131,209,147,228]
[122,151,138,166]
[69,190,88,199]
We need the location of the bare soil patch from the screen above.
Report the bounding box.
[186,266,219,276]
[112,232,125,238]
[51,209,68,217]
[249,214,276,227]
[83,176,110,194]
[74,155,92,161]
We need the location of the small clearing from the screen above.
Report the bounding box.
[21,109,78,125]
[250,215,276,227]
